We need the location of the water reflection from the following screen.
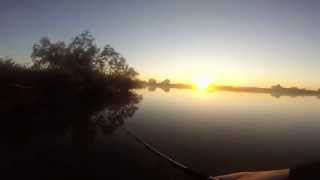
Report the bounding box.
[92,96,140,135]
[3,86,320,179]
[129,88,320,176]
[0,90,143,179]
[1,90,141,148]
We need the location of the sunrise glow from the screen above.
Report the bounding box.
[193,76,212,90]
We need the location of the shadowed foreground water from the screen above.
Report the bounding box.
[2,88,320,179]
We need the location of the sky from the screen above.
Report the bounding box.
[1,0,320,89]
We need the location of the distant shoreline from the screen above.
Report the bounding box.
[136,81,320,98]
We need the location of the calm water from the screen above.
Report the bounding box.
[127,88,320,174]
[3,88,320,179]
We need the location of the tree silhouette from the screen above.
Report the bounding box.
[100,45,138,78]
[161,79,170,85]
[0,57,23,70]
[31,31,138,79]
[148,78,157,85]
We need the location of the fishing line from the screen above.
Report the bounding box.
[123,127,212,180]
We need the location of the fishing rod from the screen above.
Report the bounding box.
[123,127,213,180]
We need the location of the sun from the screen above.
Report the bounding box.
[192,76,212,90]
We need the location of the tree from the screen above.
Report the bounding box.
[31,31,138,79]
[0,57,24,71]
[148,78,157,85]
[271,84,283,90]
[161,79,170,85]
[0,57,15,67]
[31,37,69,70]
[99,45,138,78]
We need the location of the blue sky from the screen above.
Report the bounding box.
[1,0,320,89]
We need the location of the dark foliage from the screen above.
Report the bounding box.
[0,32,139,106]
[0,33,144,179]
[0,32,142,140]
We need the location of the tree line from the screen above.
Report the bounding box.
[0,31,139,101]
